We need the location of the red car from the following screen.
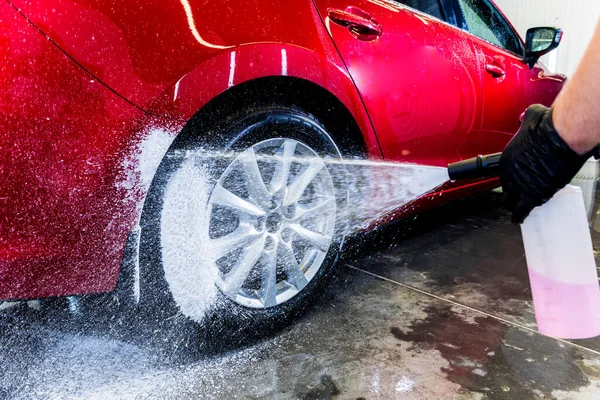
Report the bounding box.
[1,0,563,341]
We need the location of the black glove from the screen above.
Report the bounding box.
[500,104,597,223]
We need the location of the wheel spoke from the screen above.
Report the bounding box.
[258,246,278,307]
[269,139,297,193]
[240,147,271,208]
[210,223,262,260]
[289,223,332,252]
[206,138,337,308]
[222,236,265,298]
[283,157,325,206]
[280,243,309,291]
[211,183,266,217]
[293,196,336,221]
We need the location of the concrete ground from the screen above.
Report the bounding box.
[2,161,600,399]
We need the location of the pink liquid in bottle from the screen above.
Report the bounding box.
[521,185,600,339]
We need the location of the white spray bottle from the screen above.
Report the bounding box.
[449,155,600,339]
[520,184,600,338]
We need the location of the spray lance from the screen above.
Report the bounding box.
[447,152,600,340]
[447,153,502,180]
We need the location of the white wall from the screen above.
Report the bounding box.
[493,0,600,76]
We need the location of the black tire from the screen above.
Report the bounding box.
[138,105,349,357]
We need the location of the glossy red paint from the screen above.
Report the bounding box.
[0,0,147,297]
[473,37,564,155]
[476,0,565,154]
[314,0,483,167]
[9,0,382,158]
[0,0,564,300]
[146,43,382,158]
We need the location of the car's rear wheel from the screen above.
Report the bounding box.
[138,106,349,355]
[205,137,338,309]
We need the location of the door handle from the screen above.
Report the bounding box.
[485,55,506,77]
[327,8,382,40]
[485,63,505,77]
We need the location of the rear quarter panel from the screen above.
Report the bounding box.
[0,0,151,298]
[9,0,379,153]
[2,0,380,298]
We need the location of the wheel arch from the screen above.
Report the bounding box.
[148,43,383,159]
[172,76,368,157]
[119,44,383,299]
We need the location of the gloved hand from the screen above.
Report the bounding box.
[500,104,598,223]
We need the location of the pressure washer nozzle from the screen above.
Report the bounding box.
[448,152,502,181]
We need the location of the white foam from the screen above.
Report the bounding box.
[12,331,275,399]
[395,375,416,393]
[119,127,177,216]
[160,158,219,323]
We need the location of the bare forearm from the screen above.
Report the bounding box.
[553,18,600,155]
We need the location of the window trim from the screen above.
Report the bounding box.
[375,0,525,60]
[386,0,449,24]
[452,0,525,59]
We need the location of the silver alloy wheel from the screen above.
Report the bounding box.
[206,138,337,309]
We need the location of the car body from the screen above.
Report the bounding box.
[0,0,564,311]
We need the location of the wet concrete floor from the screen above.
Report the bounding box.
[3,161,600,399]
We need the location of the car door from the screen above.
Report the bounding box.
[312,0,483,167]
[453,0,532,155]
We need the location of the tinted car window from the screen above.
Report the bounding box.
[457,0,522,55]
[394,0,445,21]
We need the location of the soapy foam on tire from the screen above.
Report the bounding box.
[158,149,449,322]
[160,157,219,323]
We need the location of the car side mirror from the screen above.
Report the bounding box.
[525,27,563,68]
